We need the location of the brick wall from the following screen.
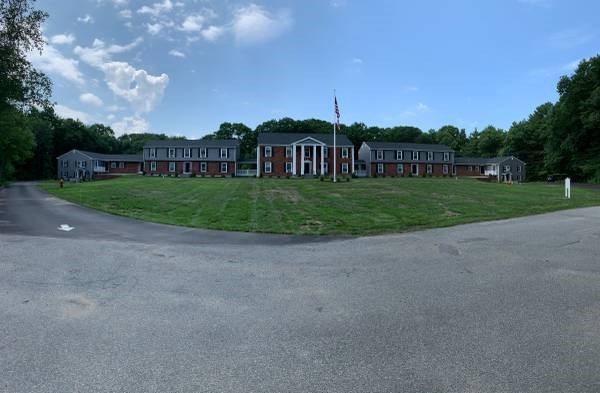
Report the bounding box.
[144,160,236,176]
[371,163,453,177]
[108,161,140,174]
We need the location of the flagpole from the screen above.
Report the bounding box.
[333,89,337,183]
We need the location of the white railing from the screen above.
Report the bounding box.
[94,167,107,173]
[237,169,257,177]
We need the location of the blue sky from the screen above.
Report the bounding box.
[30,0,600,138]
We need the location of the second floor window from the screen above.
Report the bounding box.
[342,148,349,158]
[264,146,272,157]
[376,150,384,160]
[220,148,228,159]
[184,148,191,158]
[517,165,522,172]
[200,148,207,158]
[396,150,403,160]
[444,152,450,161]
[412,151,419,160]
[150,148,156,158]
[168,148,175,158]
[504,165,511,172]
[427,151,433,161]
[285,146,292,157]
[323,147,329,158]
[119,162,124,168]
[110,162,116,168]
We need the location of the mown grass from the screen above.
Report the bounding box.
[40,176,600,235]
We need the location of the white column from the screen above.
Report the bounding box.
[312,145,317,175]
[292,143,297,175]
[320,145,324,175]
[351,147,355,176]
[300,145,305,176]
[256,146,260,177]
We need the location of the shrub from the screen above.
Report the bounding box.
[286,175,290,179]
[408,172,413,177]
[221,174,225,178]
[346,177,350,182]
[320,175,324,181]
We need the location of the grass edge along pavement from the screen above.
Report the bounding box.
[40,176,600,236]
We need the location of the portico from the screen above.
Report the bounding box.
[291,138,327,176]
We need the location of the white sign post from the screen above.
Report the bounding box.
[565,177,571,199]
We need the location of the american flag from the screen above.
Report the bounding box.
[334,96,340,128]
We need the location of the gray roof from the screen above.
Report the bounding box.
[257,133,353,146]
[363,141,454,152]
[144,139,240,148]
[65,150,143,162]
[455,156,520,165]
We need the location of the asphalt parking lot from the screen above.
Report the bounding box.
[1,182,600,392]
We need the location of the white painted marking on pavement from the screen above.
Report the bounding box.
[58,224,75,232]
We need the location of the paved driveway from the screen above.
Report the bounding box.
[1,182,600,392]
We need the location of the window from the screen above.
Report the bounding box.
[221,162,228,173]
[285,162,293,173]
[169,162,176,172]
[200,162,207,173]
[285,146,292,157]
[377,163,384,174]
[342,148,349,158]
[62,160,68,168]
[427,151,433,161]
[412,151,419,160]
[168,148,175,158]
[200,148,207,158]
[150,161,156,171]
[220,148,228,159]
[397,164,404,174]
[443,164,449,174]
[184,148,191,158]
[468,166,473,171]
[79,161,86,168]
[150,148,156,158]
[323,162,329,173]
[517,165,522,173]
[264,146,272,157]
[111,162,116,168]
[443,152,450,161]
[377,150,384,160]
[504,165,510,172]
[119,162,125,168]
[396,150,403,160]
[341,163,349,173]
[323,147,329,158]
[264,161,272,173]
[427,164,433,174]
[475,166,479,171]
[304,148,311,158]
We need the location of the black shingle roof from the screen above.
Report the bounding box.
[455,156,517,165]
[143,139,240,148]
[363,141,454,152]
[79,151,143,162]
[257,133,353,146]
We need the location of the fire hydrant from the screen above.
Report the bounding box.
[59,178,64,189]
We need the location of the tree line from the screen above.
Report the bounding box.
[2,1,598,183]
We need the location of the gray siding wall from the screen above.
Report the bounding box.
[57,151,94,180]
[358,143,372,175]
[498,157,526,181]
[367,147,454,164]
[144,147,238,161]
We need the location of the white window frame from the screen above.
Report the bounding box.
[62,160,68,168]
[468,166,473,171]
[119,162,124,168]
[427,151,433,161]
[220,162,228,173]
[427,164,433,174]
[169,162,176,172]
[200,162,207,173]
[504,165,510,172]
[376,150,384,160]
[220,148,228,159]
[397,164,403,174]
[304,147,311,158]
[396,150,403,160]
[517,165,522,173]
[265,146,272,157]
[443,164,449,174]
[443,152,450,161]
[184,148,191,158]
[341,162,349,173]
[342,148,349,159]
[111,162,116,169]
[150,161,156,171]
[183,162,191,174]
[168,148,175,158]
[285,162,293,173]
[264,161,272,173]
[412,151,419,161]
[285,146,292,158]
[377,163,384,174]
[150,148,156,158]
[200,148,207,158]
[411,164,419,176]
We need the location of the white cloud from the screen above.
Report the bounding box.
[180,14,206,32]
[54,104,91,123]
[111,115,150,135]
[98,0,128,6]
[74,37,143,68]
[77,14,94,24]
[138,0,173,17]
[79,93,104,107]
[147,23,163,35]
[50,33,75,45]
[352,57,363,64]
[102,61,169,113]
[548,28,594,49]
[231,4,292,45]
[119,9,132,18]
[400,102,430,118]
[168,49,186,58]
[28,44,85,85]
[201,25,225,42]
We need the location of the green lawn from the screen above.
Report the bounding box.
[40,176,600,236]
